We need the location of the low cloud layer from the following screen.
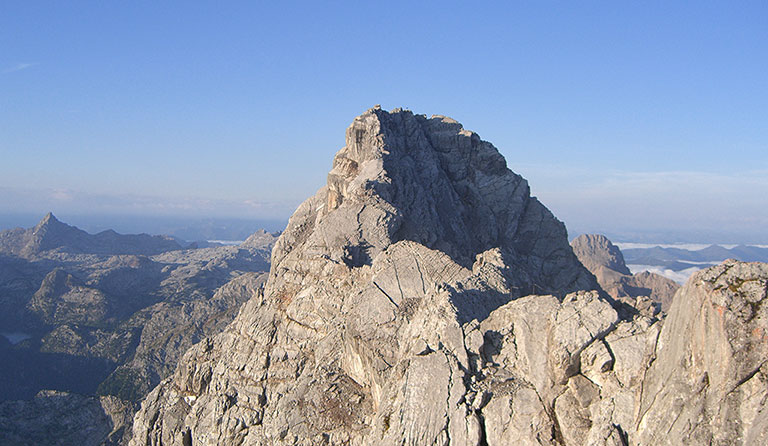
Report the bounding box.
[514,165,768,243]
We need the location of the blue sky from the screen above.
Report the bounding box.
[1,2,766,242]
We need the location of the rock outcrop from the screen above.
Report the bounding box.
[572,234,679,312]
[571,234,632,276]
[129,108,768,446]
[129,107,598,445]
[636,260,768,445]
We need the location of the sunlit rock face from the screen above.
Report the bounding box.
[636,260,768,445]
[130,107,768,446]
[572,233,680,313]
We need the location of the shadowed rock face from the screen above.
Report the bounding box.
[0,220,276,402]
[314,107,597,306]
[129,107,598,445]
[0,216,278,445]
[129,108,768,446]
[572,234,680,313]
[0,390,134,446]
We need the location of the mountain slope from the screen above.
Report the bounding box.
[130,108,767,445]
[0,218,278,445]
[129,106,597,445]
[572,234,680,312]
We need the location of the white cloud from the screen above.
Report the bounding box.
[515,164,768,242]
[50,189,74,201]
[615,242,718,250]
[626,264,703,285]
[2,62,37,74]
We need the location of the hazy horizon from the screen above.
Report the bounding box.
[1,209,766,246]
[2,2,766,243]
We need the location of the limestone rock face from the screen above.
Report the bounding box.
[572,234,631,276]
[572,234,679,312]
[129,107,597,445]
[636,260,768,445]
[128,108,768,446]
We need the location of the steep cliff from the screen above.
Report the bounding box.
[130,108,768,446]
[572,234,679,312]
[130,107,597,445]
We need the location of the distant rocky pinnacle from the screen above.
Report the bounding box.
[572,234,679,312]
[571,234,631,276]
[0,212,183,257]
[130,108,768,445]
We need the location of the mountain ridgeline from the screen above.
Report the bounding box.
[0,212,184,257]
[0,214,279,444]
[571,234,680,313]
[1,107,766,446]
[621,243,768,272]
[130,107,768,445]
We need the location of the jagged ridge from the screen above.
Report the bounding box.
[129,106,598,445]
[129,108,768,446]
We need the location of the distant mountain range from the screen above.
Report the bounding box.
[0,213,184,257]
[0,213,287,243]
[618,244,768,274]
[0,213,278,444]
[571,234,679,312]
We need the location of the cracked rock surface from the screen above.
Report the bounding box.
[129,107,768,446]
[636,260,768,445]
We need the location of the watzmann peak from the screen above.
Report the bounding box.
[129,108,768,446]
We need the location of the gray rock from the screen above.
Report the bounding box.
[129,107,768,446]
[129,107,598,446]
[572,234,631,276]
[572,234,680,313]
[636,260,768,445]
[0,218,276,445]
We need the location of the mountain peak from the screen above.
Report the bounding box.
[571,233,631,275]
[321,106,533,272]
[129,108,654,445]
[0,213,183,257]
[35,212,63,229]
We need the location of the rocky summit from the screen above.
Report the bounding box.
[571,234,679,313]
[129,108,768,446]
